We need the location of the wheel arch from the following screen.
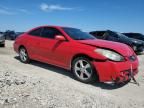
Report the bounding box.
[18,45,26,52]
[71,54,93,64]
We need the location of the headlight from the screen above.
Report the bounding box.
[94,48,125,61]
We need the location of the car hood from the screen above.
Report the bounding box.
[78,39,134,56]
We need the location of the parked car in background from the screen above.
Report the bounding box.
[90,30,144,53]
[14,26,139,84]
[0,32,5,47]
[123,33,144,41]
[4,30,16,40]
[15,32,24,39]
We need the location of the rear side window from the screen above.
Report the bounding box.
[28,28,42,36]
[41,27,63,39]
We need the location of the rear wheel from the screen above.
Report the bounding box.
[19,47,30,63]
[72,57,97,83]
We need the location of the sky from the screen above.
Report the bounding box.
[0,0,144,33]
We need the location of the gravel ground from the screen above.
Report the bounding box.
[0,40,144,108]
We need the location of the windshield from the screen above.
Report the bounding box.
[63,27,96,40]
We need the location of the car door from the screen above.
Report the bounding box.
[26,27,43,60]
[39,27,71,68]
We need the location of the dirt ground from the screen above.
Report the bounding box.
[0,40,144,108]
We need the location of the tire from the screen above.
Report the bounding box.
[19,47,30,63]
[72,57,97,83]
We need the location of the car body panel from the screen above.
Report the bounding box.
[78,39,134,56]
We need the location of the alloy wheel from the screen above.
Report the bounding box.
[19,48,28,62]
[74,59,92,80]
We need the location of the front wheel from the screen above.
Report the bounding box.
[19,47,30,63]
[72,57,97,83]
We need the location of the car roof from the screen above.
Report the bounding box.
[26,25,78,34]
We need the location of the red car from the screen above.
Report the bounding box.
[14,26,139,83]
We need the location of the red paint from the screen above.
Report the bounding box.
[14,26,139,82]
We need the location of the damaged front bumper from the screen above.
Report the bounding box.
[93,55,139,83]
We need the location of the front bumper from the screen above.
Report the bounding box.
[93,58,139,83]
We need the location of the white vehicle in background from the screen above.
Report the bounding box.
[0,32,5,47]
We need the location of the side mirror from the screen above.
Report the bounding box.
[55,35,66,41]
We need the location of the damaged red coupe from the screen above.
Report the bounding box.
[14,26,139,83]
